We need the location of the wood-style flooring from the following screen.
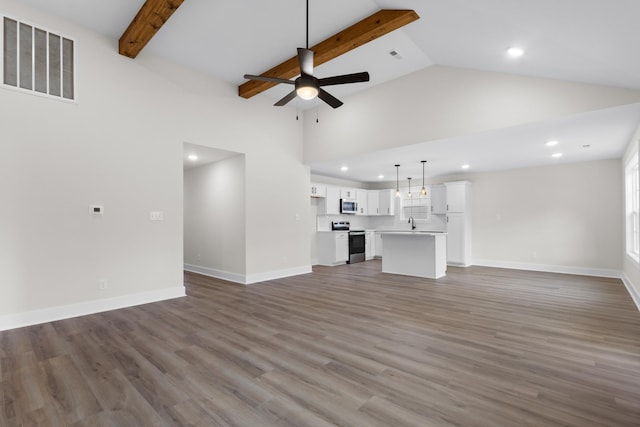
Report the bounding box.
[1,261,640,426]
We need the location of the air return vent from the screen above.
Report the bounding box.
[3,16,75,100]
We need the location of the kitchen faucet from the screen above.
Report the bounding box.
[408,216,416,230]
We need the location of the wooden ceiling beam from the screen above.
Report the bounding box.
[119,0,185,59]
[238,9,420,99]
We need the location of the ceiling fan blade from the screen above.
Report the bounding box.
[244,74,294,84]
[274,90,298,107]
[318,72,370,87]
[297,48,314,76]
[318,89,343,109]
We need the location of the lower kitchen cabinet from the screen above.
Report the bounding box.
[374,232,383,258]
[365,230,375,260]
[317,232,349,266]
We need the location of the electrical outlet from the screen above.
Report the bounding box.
[98,279,108,290]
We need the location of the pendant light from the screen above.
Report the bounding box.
[420,160,427,196]
[395,164,401,197]
[407,177,412,198]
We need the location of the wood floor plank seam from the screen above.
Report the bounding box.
[1,261,640,426]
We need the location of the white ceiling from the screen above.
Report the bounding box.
[183,143,241,170]
[18,0,640,179]
[310,103,640,183]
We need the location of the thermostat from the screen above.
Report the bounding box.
[89,205,104,215]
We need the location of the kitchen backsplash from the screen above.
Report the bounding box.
[316,213,446,232]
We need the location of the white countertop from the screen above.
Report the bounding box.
[317,229,445,234]
[379,231,446,235]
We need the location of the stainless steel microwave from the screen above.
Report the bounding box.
[340,199,357,214]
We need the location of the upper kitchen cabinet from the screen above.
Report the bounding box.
[430,185,446,214]
[445,181,472,212]
[340,188,357,199]
[310,183,326,198]
[378,189,396,216]
[356,190,368,216]
[367,191,380,216]
[318,185,341,215]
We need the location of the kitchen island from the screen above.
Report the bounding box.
[380,232,447,279]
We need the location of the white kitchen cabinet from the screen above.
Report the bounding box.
[310,183,326,198]
[444,181,472,266]
[374,232,383,258]
[340,188,357,199]
[446,213,471,266]
[378,189,396,216]
[356,190,368,215]
[318,185,341,215]
[430,184,446,214]
[365,230,375,260]
[445,181,471,212]
[367,191,380,216]
[317,232,349,266]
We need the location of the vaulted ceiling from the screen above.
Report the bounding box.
[16,0,640,179]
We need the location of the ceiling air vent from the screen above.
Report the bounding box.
[3,16,75,100]
[389,50,402,60]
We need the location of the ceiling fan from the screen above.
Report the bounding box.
[243,0,370,109]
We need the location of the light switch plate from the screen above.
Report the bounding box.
[150,211,164,221]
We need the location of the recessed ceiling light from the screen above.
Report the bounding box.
[507,47,524,58]
[461,164,470,169]
[552,152,563,158]
[340,166,349,171]
[545,140,559,147]
[188,154,198,161]
[378,174,384,179]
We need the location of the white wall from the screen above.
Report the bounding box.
[622,127,640,307]
[0,1,310,327]
[184,155,246,281]
[304,65,640,164]
[471,160,622,276]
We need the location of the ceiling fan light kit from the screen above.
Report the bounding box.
[295,77,319,100]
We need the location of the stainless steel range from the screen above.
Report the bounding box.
[332,221,365,264]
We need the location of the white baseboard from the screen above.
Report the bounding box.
[184,264,246,284]
[473,259,621,279]
[0,286,186,332]
[245,265,312,284]
[184,263,312,285]
[621,273,640,312]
